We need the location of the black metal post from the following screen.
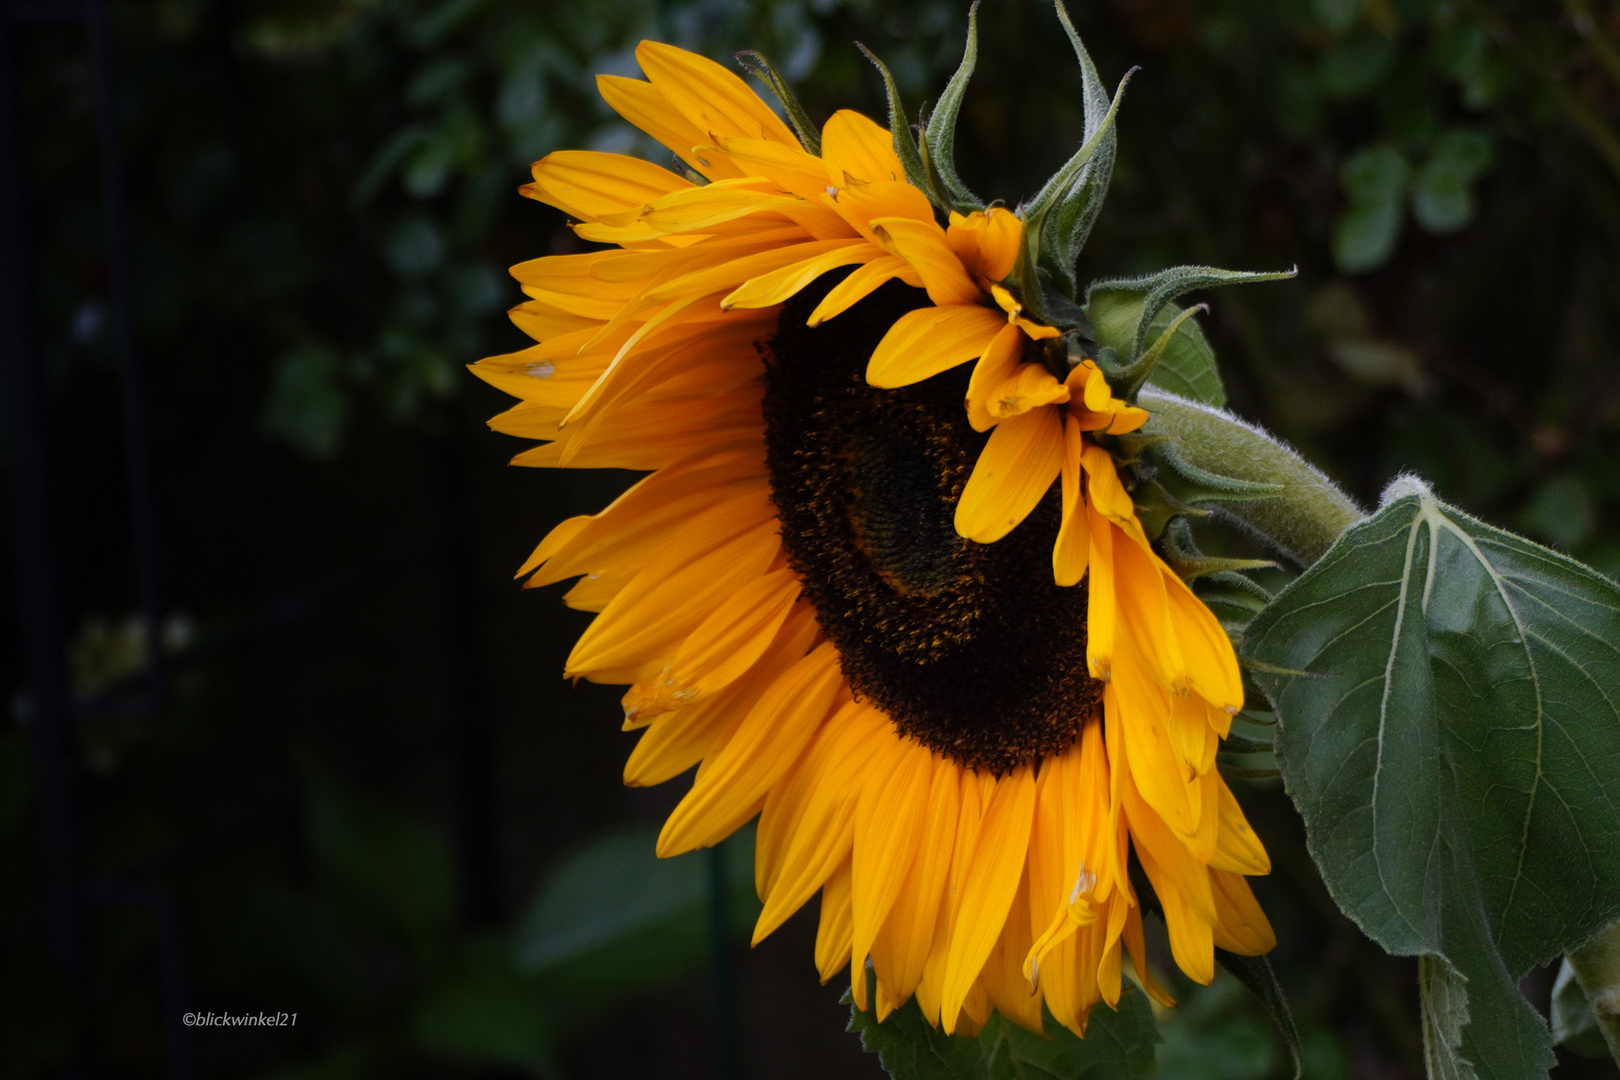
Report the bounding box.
[433,440,501,926]
[0,0,93,1069]
[85,0,166,717]
[706,844,736,1080]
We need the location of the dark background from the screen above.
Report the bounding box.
[2,0,1618,1076]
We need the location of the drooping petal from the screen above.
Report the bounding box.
[870,217,981,306]
[866,304,1003,389]
[964,324,1024,433]
[805,255,920,326]
[1053,416,1090,586]
[954,407,1064,544]
[946,206,1022,283]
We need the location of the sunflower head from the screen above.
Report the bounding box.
[480,1,1283,1044]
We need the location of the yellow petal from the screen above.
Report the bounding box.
[623,567,802,716]
[1079,442,1138,527]
[1210,869,1276,956]
[821,109,905,186]
[865,304,1003,388]
[1161,565,1245,711]
[523,149,692,222]
[826,180,936,242]
[657,641,846,855]
[815,862,855,982]
[870,217,981,307]
[636,40,799,148]
[868,756,957,1007]
[1209,776,1271,875]
[940,765,1037,1032]
[953,407,1064,544]
[945,206,1022,283]
[1053,416,1090,586]
[849,740,933,1009]
[1085,508,1118,681]
[964,324,1024,433]
[564,514,779,678]
[806,255,920,326]
[722,241,884,310]
[595,73,745,182]
[717,136,830,200]
[753,702,889,939]
[988,362,1070,421]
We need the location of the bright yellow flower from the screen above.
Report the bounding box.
[476,40,1273,1038]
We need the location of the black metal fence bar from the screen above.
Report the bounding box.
[0,0,93,1075]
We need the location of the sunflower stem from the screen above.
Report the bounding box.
[1137,387,1364,567]
[1568,919,1620,1068]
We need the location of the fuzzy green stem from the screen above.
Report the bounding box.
[1138,387,1365,567]
[1569,919,1620,1067]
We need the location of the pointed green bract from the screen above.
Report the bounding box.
[1086,265,1295,372]
[1117,303,1206,400]
[923,2,984,212]
[1045,1,1118,285]
[856,43,933,200]
[734,51,822,156]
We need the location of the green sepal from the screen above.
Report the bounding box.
[1042,1,1119,295]
[1214,951,1305,1080]
[922,2,984,213]
[1086,265,1295,371]
[856,44,934,203]
[734,51,821,156]
[1215,763,1281,781]
[1010,61,1133,328]
[1159,518,1277,582]
[1152,441,1286,505]
[1128,479,1207,542]
[1115,303,1207,401]
[1215,730,1277,755]
[914,100,953,210]
[1196,570,1275,625]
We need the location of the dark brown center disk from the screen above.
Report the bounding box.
[761,272,1102,774]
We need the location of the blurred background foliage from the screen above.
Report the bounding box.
[4,0,1619,1076]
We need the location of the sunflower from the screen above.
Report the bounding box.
[475,12,1275,1039]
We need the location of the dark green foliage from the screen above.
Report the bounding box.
[847,990,1160,1080]
[1247,487,1620,1079]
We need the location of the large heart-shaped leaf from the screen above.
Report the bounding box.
[1244,482,1620,1080]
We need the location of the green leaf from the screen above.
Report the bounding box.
[1316,31,1396,100]
[261,345,348,460]
[302,758,455,956]
[413,935,554,1074]
[847,991,1160,1080]
[513,824,758,1015]
[1334,145,1410,272]
[1413,130,1493,234]
[1244,480,1620,1080]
